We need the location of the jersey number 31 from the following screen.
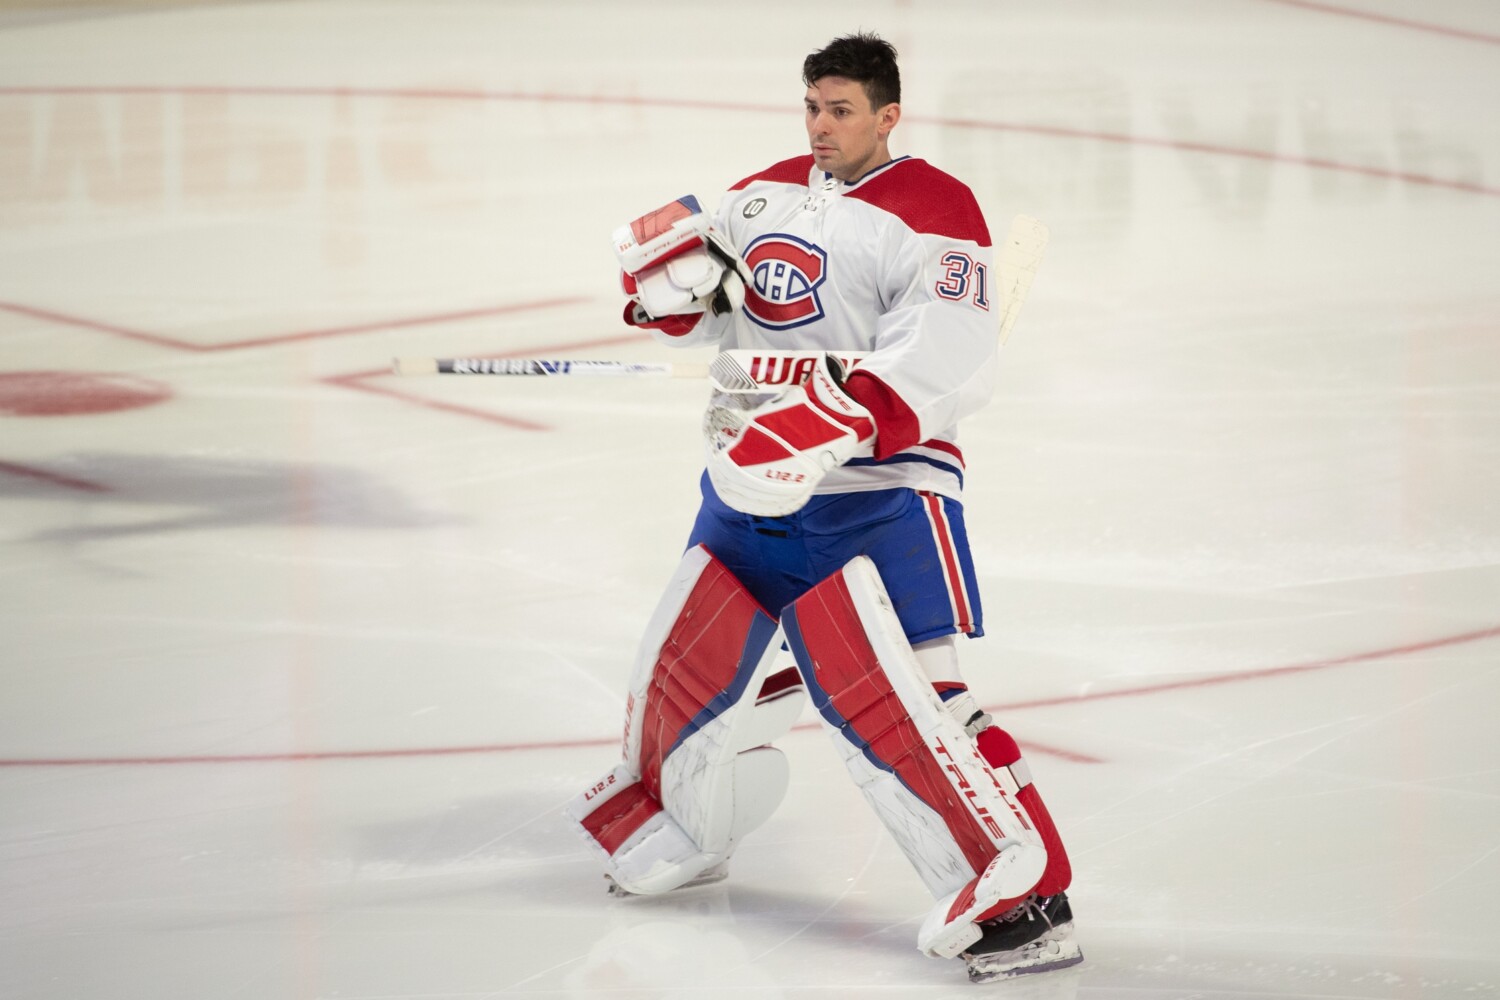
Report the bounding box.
[934,251,990,311]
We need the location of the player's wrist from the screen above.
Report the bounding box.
[805,355,875,441]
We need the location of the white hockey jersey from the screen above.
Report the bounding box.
[654,155,1000,502]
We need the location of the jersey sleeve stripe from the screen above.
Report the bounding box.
[845,453,965,489]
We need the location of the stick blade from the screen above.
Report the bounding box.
[997,214,1049,345]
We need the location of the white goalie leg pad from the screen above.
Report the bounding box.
[782,555,1047,959]
[564,545,806,895]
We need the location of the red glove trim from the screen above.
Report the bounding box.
[729,425,801,467]
[753,405,845,455]
[805,379,875,440]
[622,301,701,338]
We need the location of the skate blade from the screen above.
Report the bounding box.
[966,940,1083,983]
[604,862,729,897]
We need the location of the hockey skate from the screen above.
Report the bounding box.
[961,893,1082,982]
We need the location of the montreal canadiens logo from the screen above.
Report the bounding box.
[743,233,827,330]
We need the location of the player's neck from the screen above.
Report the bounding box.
[831,148,892,184]
[835,151,894,185]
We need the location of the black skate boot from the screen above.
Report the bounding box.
[961,892,1083,982]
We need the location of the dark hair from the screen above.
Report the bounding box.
[802,32,901,110]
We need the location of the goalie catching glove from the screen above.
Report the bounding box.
[614,195,751,332]
[705,353,876,517]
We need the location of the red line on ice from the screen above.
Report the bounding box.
[0,300,185,351]
[213,298,592,351]
[0,297,589,353]
[0,459,111,493]
[918,118,1500,199]
[2,624,1495,769]
[0,739,613,768]
[1252,0,1500,46]
[1001,624,1500,712]
[0,84,1494,199]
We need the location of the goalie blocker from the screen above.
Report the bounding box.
[564,545,805,895]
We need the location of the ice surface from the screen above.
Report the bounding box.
[2,2,1497,997]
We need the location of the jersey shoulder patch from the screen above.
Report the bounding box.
[730,155,816,192]
[845,159,992,247]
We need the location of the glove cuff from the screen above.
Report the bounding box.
[806,355,875,444]
[623,300,701,338]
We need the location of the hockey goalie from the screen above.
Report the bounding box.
[566,31,1080,984]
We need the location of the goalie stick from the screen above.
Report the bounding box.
[393,214,1049,384]
[395,351,860,393]
[391,357,710,378]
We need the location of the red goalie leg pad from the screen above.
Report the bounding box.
[633,553,781,803]
[976,726,1073,899]
[578,781,664,856]
[567,545,802,896]
[784,567,1030,882]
